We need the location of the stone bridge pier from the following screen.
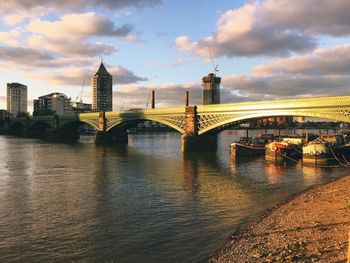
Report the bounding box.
[95,112,128,145]
[181,106,217,152]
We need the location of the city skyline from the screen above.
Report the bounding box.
[0,0,350,112]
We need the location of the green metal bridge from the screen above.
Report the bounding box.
[7,95,350,151]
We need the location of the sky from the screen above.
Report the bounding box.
[0,0,350,112]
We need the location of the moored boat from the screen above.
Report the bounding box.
[265,137,302,161]
[231,134,273,158]
[302,134,341,165]
[231,141,265,158]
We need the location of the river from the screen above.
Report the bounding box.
[0,129,348,262]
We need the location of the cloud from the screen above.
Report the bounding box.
[0,30,21,45]
[222,74,350,98]
[261,0,350,37]
[114,83,201,109]
[27,35,117,57]
[176,0,350,58]
[111,66,148,84]
[0,0,162,24]
[0,0,161,10]
[0,46,54,65]
[27,13,133,38]
[0,45,108,70]
[25,12,132,57]
[253,44,350,76]
[28,65,147,86]
[112,81,260,109]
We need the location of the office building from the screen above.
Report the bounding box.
[92,62,113,111]
[33,92,72,116]
[71,101,92,113]
[7,82,27,117]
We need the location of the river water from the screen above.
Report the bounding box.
[0,130,348,262]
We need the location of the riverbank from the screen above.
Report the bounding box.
[210,175,350,262]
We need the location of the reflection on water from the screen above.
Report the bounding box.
[0,130,348,262]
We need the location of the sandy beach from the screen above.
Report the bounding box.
[210,175,350,262]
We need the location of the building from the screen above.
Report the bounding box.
[33,92,72,116]
[7,82,27,117]
[202,73,221,105]
[92,62,113,111]
[71,101,92,113]
[0,109,10,120]
[259,116,294,127]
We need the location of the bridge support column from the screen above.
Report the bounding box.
[181,106,217,152]
[94,111,128,145]
[181,134,217,152]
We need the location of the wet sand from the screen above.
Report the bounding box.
[210,175,350,262]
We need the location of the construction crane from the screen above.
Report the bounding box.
[74,80,85,103]
[207,42,219,76]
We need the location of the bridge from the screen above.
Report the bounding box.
[6,95,350,151]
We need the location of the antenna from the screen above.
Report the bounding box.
[207,42,219,76]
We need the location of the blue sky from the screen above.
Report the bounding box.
[0,0,350,112]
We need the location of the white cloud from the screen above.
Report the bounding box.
[0,46,54,65]
[176,0,350,58]
[25,12,134,57]
[222,74,350,98]
[0,0,162,24]
[253,44,350,76]
[0,30,21,45]
[27,13,133,38]
[27,34,117,57]
[27,65,147,86]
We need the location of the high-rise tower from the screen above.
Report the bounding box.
[7,82,27,117]
[92,62,113,111]
[202,73,221,105]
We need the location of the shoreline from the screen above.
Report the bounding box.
[209,174,350,262]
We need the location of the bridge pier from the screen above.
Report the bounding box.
[94,111,129,145]
[181,106,217,152]
[181,134,217,152]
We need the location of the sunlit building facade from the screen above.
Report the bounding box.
[7,82,27,117]
[92,62,113,111]
[33,92,72,116]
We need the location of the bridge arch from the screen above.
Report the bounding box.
[197,110,350,135]
[104,110,186,134]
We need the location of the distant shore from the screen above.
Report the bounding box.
[210,175,350,262]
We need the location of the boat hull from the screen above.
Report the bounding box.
[302,154,333,165]
[231,143,265,158]
[265,142,301,161]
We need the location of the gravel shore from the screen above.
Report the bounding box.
[210,175,350,262]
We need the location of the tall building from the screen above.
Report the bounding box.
[33,92,72,116]
[7,82,27,117]
[202,73,221,105]
[92,62,113,111]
